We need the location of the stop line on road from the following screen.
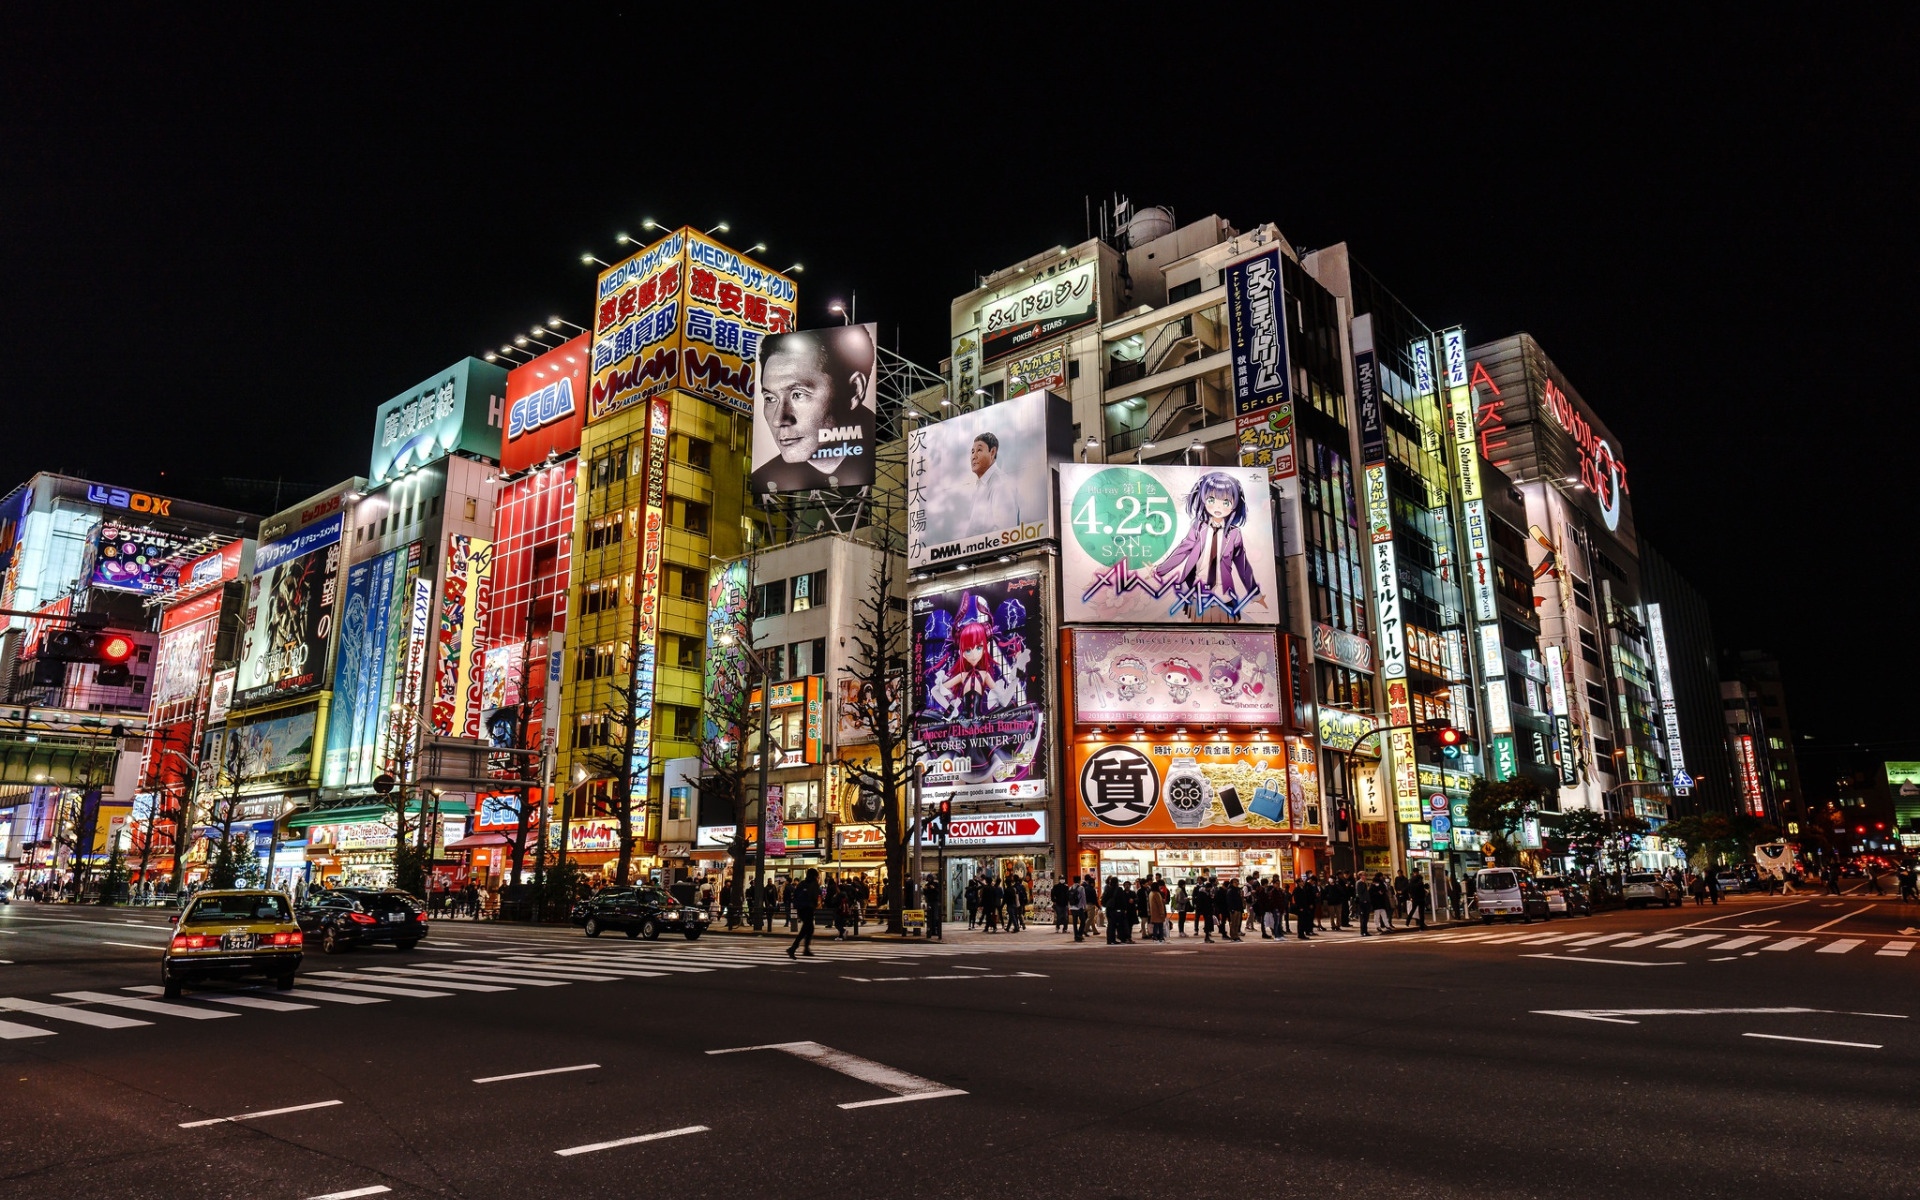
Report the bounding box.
[1414,925,1915,959]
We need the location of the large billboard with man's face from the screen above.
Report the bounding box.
[1058,464,1279,625]
[751,323,878,494]
[905,390,1071,569]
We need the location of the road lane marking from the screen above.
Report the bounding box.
[99,940,169,949]
[1616,933,1679,948]
[1566,933,1639,947]
[1816,939,1864,955]
[1743,1032,1881,1049]
[54,991,236,1020]
[555,1125,708,1156]
[1740,920,1781,928]
[0,997,148,1028]
[180,1099,343,1128]
[289,978,453,998]
[127,986,315,1012]
[1709,935,1769,951]
[306,971,503,993]
[308,1188,391,1199]
[708,1040,968,1108]
[475,1063,600,1084]
[1519,955,1683,967]
[1762,937,1813,951]
[841,1088,970,1109]
[1806,906,1875,933]
[1659,934,1726,949]
[1535,1006,1823,1023]
[1876,941,1914,957]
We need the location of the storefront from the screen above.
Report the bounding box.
[918,809,1053,921]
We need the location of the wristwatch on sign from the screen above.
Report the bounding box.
[1163,757,1213,829]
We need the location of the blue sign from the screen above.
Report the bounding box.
[1431,815,1452,836]
[1354,348,1384,464]
[253,511,344,575]
[1223,248,1290,418]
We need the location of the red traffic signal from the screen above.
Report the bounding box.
[938,800,952,817]
[1437,727,1463,747]
[99,634,136,664]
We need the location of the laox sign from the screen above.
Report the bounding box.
[1541,379,1628,532]
[86,484,172,516]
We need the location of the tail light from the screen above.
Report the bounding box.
[169,934,210,951]
[349,912,377,925]
[272,931,303,947]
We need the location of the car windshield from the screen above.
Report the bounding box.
[184,894,290,924]
[1478,871,1516,891]
[1627,873,1658,884]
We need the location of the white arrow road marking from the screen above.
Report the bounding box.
[180,1099,343,1128]
[555,1125,708,1156]
[1743,1032,1881,1049]
[708,1040,967,1109]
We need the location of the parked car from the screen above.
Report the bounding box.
[574,886,711,940]
[298,887,429,954]
[163,888,304,997]
[1472,868,1551,922]
[1533,875,1592,916]
[1622,872,1678,908]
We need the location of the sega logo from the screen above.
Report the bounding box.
[507,378,576,440]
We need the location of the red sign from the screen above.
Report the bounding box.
[502,335,590,474]
[934,812,1048,847]
[160,586,224,633]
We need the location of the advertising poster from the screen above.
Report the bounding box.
[152,616,214,709]
[368,357,509,486]
[209,708,318,789]
[591,229,685,424]
[679,230,799,415]
[1285,737,1322,833]
[432,534,493,738]
[501,334,590,474]
[1072,628,1281,725]
[89,521,197,595]
[905,389,1070,568]
[236,511,344,705]
[480,641,525,748]
[1060,464,1279,625]
[911,573,1047,802]
[950,328,980,404]
[981,260,1097,363]
[703,559,751,752]
[1235,404,1295,480]
[1073,738,1294,836]
[750,323,878,493]
[207,668,236,725]
[1005,341,1068,398]
[1224,248,1289,417]
[322,544,413,787]
[835,675,902,745]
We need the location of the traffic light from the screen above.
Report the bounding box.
[931,799,952,845]
[34,628,138,687]
[96,633,136,687]
[1435,725,1466,762]
[1334,803,1351,834]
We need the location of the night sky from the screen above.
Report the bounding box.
[5,13,1911,748]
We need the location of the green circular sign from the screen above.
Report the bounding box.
[1068,467,1179,569]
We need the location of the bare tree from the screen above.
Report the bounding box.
[838,536,911,933]
[574,671,648,886]
[202,732,263,889]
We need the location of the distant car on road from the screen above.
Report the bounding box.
[573,887,711,940]
[1473,868,1551,923]
[1622,872,1677,908]
[1534,875,1592,916]
[163,888,303,997]
[298,887,429,954]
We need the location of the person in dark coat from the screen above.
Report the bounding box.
[1293,876,1319,939]
[1355,875,1375,936]
[786,868,821,958]
[1194,879,1217,943]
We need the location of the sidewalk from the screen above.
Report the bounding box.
[702,913,1472,945]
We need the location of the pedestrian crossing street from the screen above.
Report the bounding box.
[1406,925,1916,960]
[0,935,1086,1042]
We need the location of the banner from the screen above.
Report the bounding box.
[1073,737,1295,836]
[703,559,751,753]
[323,544,413,786]
[236,511,344,704]
[905,389,1070,569]
[432,534,493,738]
[1072,627,1281,725]
[911,572,1047,802]
[981,260,1097,363]
[1224,248,1290,417]
[1058,464,1279,625]
[750,323,878,493]
[1005,341,1068,398]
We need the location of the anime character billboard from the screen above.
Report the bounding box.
[1072,628,1281,726]
[910,572,1047,802]
[1058,464,1279,625]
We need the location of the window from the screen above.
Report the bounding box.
[573,713,611,749]
[789,571,826,612]
[576,641,618,681]
[583,581,618,615]
[590,451,620,490]
[379,516,388,535]
[787,638,826,679]
[682,436,712,473]
[1578,627,1601,668]
[783,779,821,822]
[1167,278,1203,303]
[675,634,703,671]
[431,494,442,516]
[677,565,707,600]
[464,497,478,520]
[1571,576,1595,614]
[675,499,710,535]
[656,704,700,741]
[1585,681,1607,707]
[754,581,786,618]
[587,514,624,549]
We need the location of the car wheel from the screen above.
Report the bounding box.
[323,927,344,955]
[585,916,601,938]
[684,929,702,941]
[276,973,295,991]
[162,968,182,999]
[396,940,418,951]
[641,918,660,941]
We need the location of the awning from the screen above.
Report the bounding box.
[445,832,512,850]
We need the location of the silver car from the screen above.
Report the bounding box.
[1534,875,1592,916]
[1621,872,1677,908]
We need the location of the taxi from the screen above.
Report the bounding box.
[163,888,304,997]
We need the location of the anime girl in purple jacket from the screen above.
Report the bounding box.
[1150,471,1264,619]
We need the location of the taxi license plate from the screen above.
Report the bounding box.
[222,932,256,951]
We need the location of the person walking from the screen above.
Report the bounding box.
[1393,872,1410,922]
[1370,872,1394,932]
[1009,875,1028,932]
[1293,875,1319,940]
[787,868,820,958]
[1355,875,1375,936]
[1052,877,1070,932]
[1175,880,1192,936]
[1448,875,1464,920]
[1147,881,1168,942]
[1410,871,1431,930]
[965,877,981,928]
[1194,877,1217,943]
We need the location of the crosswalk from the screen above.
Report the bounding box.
[1413,925,1915,959]
[0,935,1082,1041]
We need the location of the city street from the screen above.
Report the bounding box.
[2,895,1916,1199]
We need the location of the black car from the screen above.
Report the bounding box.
[573,887,710,940]
[298,887,429,954]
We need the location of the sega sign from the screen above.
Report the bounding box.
[501,334,590,474]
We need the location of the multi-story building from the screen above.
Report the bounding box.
[1639,541,1736,818]
[1720,676,1781,823]
[1723,650,1804,822]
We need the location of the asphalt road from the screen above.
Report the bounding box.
[1,893,1915,1199]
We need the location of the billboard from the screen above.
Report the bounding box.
[178,539,245,598]
[1224,248,1290,417]
[981,260,1097,363]
[368,357,509,486]
[1072,628,1281,726]
[911,572,1047,802]
[750,323,878,494]
[431,534,493,738]
[703,558,751,753]
[152,615,214,709]
[89,521,197,594]
[501,334,590,475]
[1058,464,1279,624]
[322,543,417,787]
[1072,736,1300,836]
[905,389,1070,569]
[1005,341,1068,398]
[208,708,318,789]
[235,511,344,704]
[207,668,235,725]
[590,229,799,424]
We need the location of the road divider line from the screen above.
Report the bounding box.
[1743,1032,1881,1049]
[307,1187,391,1199]
[1519,955,1683,967]
[180,1099,343,1128]
[475,1063,600,1084]
[1806,906,1875,933]
[555,1124,708,1156]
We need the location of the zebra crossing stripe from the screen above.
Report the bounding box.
[1875,941,1914,957]
[1709,935,1769,951]
[1762,937,1813,951]
[0,1015,58,1039]
[1817,939,1864,955]
[276,987,387,1005]
[510,954,712,974]
[377,965,590,985]
[126,986,315,1012]
[483,958,668,978]
[1513,932,1591,945]
[1567,933,1638,948]
[330,968,534,991]
[1660,934,1726,949]
[308,971,506,994]
[1616,933,1678,948]
[54,991,237,1020]
[0,997,148,1028]
[294,977,457,998]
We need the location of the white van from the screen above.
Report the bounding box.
[1473,867,1549,923]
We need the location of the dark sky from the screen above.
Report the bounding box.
[5,12,1913,746]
